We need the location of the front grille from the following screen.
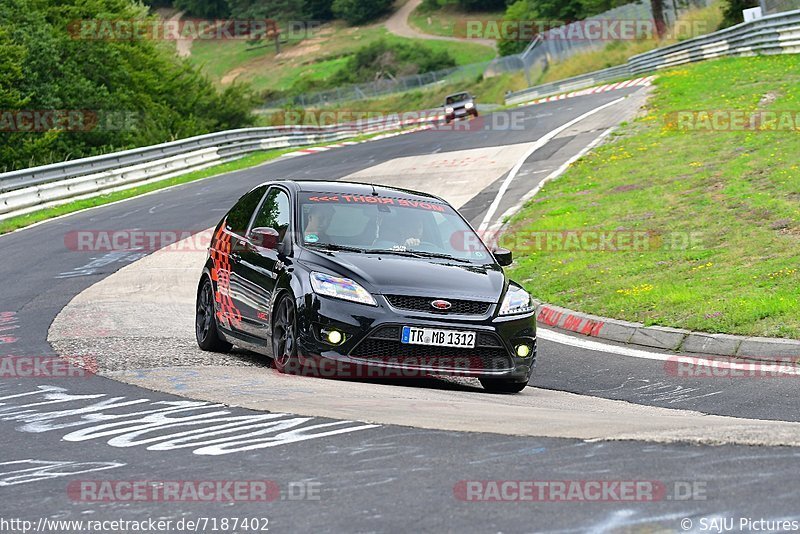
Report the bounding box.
[349,326,512,372]
[384,295,491,315]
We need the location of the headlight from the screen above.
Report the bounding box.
[464,102,474,109]
[498,284,533,316]
[445,106,454,114]
[310,272,377,306]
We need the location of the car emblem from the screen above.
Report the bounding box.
[431,299,452,310]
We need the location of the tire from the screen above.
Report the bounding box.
[196,277,233,352]
[479,377,528,394]
[272,294,300,374]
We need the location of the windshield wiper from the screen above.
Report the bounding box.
[367,248,472,263]
[305,243,367,253]
[405,250,473,263]
[307,244,473,263]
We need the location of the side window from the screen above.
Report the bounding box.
[251,188,291,240]
[226,186,267,236]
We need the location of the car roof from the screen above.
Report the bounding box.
[266,180,447,203]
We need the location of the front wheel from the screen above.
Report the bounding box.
[479,377,528,394]
[196,277,232,352]
[272,295,300,373]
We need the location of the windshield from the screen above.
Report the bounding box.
[445,93,470,105]
[298,192,492,263]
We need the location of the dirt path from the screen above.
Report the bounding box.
[169,11,193,58]
[385,0,497,50]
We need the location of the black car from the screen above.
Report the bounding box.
[444,92,479,123]
[195,180,536,393]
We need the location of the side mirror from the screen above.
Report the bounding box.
[248,227,280,250]
[493,247,513,267]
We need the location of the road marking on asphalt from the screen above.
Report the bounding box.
[485,126,616,235]
[478,96,626,232]
[0,386,380,455]
[539,328,800,376]
[0,459,125,487]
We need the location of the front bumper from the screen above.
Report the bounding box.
[445,107,478,122]
[295,293,536,381]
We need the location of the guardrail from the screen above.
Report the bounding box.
[505,64,632,106]
[6,10,800,222]
[0,111,441,221]
[506,9,800,106]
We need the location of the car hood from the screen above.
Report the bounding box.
[299,249,506,302]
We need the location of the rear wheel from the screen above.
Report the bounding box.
[196,277,232,352]
[479,377,528,394]
[272,295,300,374]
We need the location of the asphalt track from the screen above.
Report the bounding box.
[2,86,800,532]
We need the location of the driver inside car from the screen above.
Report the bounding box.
[303,204,334,244]
[401,217,424,248]
[374,213,426,249]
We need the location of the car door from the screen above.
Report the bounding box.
[230,186,292,339]
[211,186,268,334]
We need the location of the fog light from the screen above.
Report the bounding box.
[326,329,344,345]
[516,344,531,358]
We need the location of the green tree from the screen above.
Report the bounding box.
[329,39,456,85]
[173,0,230,17]
[455,0,507,10]
[0,0,255,172]
[331,0,392,25]
[304,0,334,20]
[227,0,306,19]
[720,0,759,28]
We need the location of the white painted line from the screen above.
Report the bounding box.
[477,96,626,232]
[487,126,616,234]
[539,328,800,376]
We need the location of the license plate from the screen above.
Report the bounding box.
[401,326,476,348]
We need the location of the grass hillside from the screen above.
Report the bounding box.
[186,21,495,96]
[534,2,723,85]
[409,4,504,39]
[505,55,800,338]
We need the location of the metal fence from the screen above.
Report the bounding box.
[506,8,800,105]
[262,62,489,109]
[762,0,800,15]
[263,0,710,109]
